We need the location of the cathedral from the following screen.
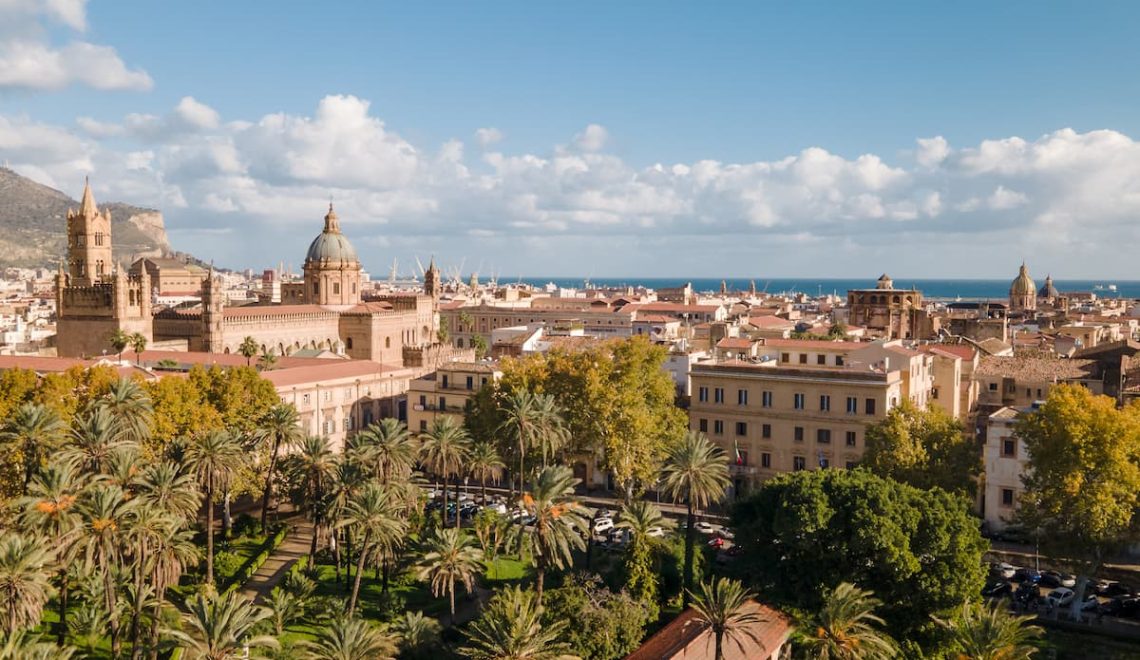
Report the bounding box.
[56,180,460,369]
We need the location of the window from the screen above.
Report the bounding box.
[794,426,804,442]
[932,387,939,400]
[333,282,340,295]
[345,337,353,350]
[736,422,747,436]
[761,452,771,468]
[419,420,427,431]
[793,456,806,471]
[302,393,310,405]
[466,376,474,390]
[820,395,831,412]
[799,353,808,364]
[345,416,352,431]
[1036,388,1043,397]
[780,353,790,363]
[737,389,748,405]
[94,232,104,246]
[313,282,320,295]
[698,387,709,403]
[817,428,832,444]
[865,398,876,415]
[442,375,449,388]
[699,418,708,433]
[989,382,998,392]
[1001,438,1016,458]
[714,388,725,404]
[762,391,773,408]
[713,420,724,435]
[439,396,446,410]
[846,431,857,447]
[385,337,391,349]
[1026,388,1031,397]
[77,235,86,247]
[762,423,771,439]
[794,393,805,410]
[1001,488,1015,507]
[819,457,830,469]
[846,397,858,414]
[816,354,826,365]
[836,356,845,366]
[419,395,426,406]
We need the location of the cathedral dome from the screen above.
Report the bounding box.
[305,204,358,265]
[1039,275,1059,299]
[1010,262,1035,296]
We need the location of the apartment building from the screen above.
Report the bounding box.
[974,355,1102,417]
[982,405,1031,533]
[690,360,904,497]
[407,361,501,432]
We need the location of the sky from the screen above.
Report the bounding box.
[2,1,1140,279]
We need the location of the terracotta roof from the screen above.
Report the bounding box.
[634,314,679,323]
[629,302,722,313]
[136,350,333,370]
[716,337,753,350]
[761,338,856,349]
[0,355,91,372]
[626,601,792,660]
[261,360,401,388]
[439,300,466,310]
[223,304,335,318]
[975,356,1100,381]
[925,344,977,360]
[343,301,395,314]
[748,315,795,328]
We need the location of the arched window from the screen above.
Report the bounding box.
[333,282,340,295]
[346,337,353,350]
[385,337,391,349]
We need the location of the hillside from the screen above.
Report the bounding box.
[0,167,176,269]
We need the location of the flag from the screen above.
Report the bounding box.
[734,439,743,465]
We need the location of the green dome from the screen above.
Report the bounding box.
[305,205,358,265]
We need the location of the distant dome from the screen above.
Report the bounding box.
[1010,263,1035,296]
[876,274,893,290]
[1039,275,1059,299]
[305,204,358,266]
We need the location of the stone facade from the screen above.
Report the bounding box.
[846,274,925,339]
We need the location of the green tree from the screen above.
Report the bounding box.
[133,461,202,524]
[517,465,588,604]
[392,610,442,660]
[498,390,564,493]
[862,400,980,498]
[461,585,573,660]
[287,435,336,558]
[661,430,729,608]
[731,469,986,639]
[420,416,472,530]
[414,527,484,625]
[1015,383,1140,618]
[0,533,55,635]
[64,406,129,475]
[617,500,671,618]
[130,332,148,365]
[164,591,278,659]
[797,582,897,660]
[543,573,649,660]
[471,334,489,360]
[184,429,243,586]
[353,418,418,484]
[254,403,303,530]
[468,440,505,504]
[336,482,406,616]
[263,587,302,637]
[935,601,1042,660]
[689,577,766,660]
[99,377,155,448]
[0,629,75,659]
[238,336,260,367]
[473,509,510,575]
[0,403,65,495]
[258,347,279,371]
[298,618,399,660]
[109,328,131,362]
[76,483,136,656]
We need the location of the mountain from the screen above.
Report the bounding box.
[0,167,177,269]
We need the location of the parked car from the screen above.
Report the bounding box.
[1012,568,1041,584]
[1096,581,1135,597]
[645,526,668,538]
[989,562,1017,580]
[1014,584,1040,608]
[715,528,735,540]
[1047,588,1075,608]
[1100,596,1140,618]
[592,518,615,535]
[982,579,1013,599]
[594,508,614,520]
[694,521,716,535]
[707,537,726,549]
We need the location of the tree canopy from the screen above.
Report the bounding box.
[861,400,980,498]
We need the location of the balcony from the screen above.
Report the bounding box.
[729,464,756,476]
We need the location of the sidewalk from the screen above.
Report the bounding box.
[239,515,314,603]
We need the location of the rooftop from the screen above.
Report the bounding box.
[626,601,792,660]
[975,355,1100,381]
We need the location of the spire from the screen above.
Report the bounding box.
[428,255,436,271]
[323,203,340,233]
[79,176,97,217]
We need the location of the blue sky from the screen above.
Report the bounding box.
[2,1,1140,278]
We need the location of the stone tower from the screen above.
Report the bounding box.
[67,178,113,286]
[423,256,441,300]
[56,179,153,357]
[302,204,362,310]
[200,266,225,353]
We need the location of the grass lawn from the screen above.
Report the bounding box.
[1041,626,1140,659]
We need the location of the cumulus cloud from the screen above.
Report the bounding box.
[474,127,503,148]
[6,93,1140,275]
[0,0,151,91]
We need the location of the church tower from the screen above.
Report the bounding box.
[67,178,113,286]
[200,266,225,353]
[423,256,441,300]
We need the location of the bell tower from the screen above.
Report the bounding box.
[66,178,113,286]
[200,267,226,353]
[423,256,441,301]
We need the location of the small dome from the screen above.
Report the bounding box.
[1010,263,1035,296]
[304,204,359,265]
[876,274,893,290]
[1039,275,1058,299]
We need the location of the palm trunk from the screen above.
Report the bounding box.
[381,558,391,595]
[56,569,68,646]
[536,566,545,606]
[715,630,724,660]
[334,530,343,584]
[260,436,281,530]
[105,564,121,657]
[129,548,146,660]
[205,488,215,585]
[449,585,456,627]
[682,498,695,609]
[310,515,320,558]
[480,474,488,506]
[518,442,526,495]
[441,473,449,527]
[347,531,371,615]
[222,491,232,540]
[455,474,462,530]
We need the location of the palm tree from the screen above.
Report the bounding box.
[258,347,279,371]
[414,527,484,626]
[530,393,569,468]
[133,461,201,523]
[98,378,154,447]
[63,406,127,475]
[498,390,567,492]
[124,506,180,657]
[0,533,55,635]
[0,629,76,659]
[254,404,303,530]
[419,416,472,530]
[264,587,302,636]
[298,618,399,660]
[184,430,243,585]
[129,332,148,365]
[76,483,136,656]
[799,582,897,660]
[689,577,766,660]
[661,430,729,608]
[460,585,572,660]
[238,336,259,367]
[18,459,86,645]
[335,482,406,615]
[355,418,417,484]
[109,328,130,362]
[164,591,278,659]
[392,610,442,660]
[617,500,672,610]
[0,403,64,495]
[936,600,1043,660]
[468,441,505,505]
[288,435,336,557]
[517,465,587,604]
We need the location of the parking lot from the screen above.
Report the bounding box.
[986,561,1140,623]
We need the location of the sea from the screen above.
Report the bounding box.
[516,278,1140,302]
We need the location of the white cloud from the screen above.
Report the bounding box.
[987,185,1028,210]
[573,124,609,152]
[174,97,221,130]
[474,127,503,148]
[916,136,950,168]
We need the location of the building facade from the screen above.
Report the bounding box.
[406,361,500,432]
[846,274,926,339]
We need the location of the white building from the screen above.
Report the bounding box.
[982,405,1034,533]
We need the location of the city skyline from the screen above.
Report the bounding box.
[3,1,1140,277]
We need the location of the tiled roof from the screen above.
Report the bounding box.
[262,360,401,388]
[716,337,753,350]
[625,601,792,660]
[925,344,977,360]
[975,356,1100,381]
[761,338,856,349]
[224,304,335,318]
